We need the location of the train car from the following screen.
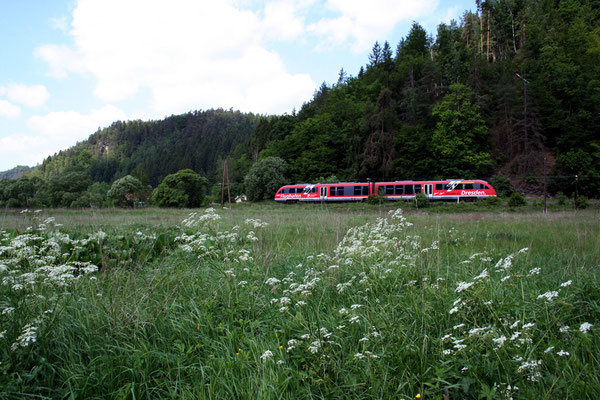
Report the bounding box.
[374,179,496,202]
[275,179,496,203]
[302,182,371,202]
[273,184,309,203]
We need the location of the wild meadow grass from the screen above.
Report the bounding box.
[0,205,598,399]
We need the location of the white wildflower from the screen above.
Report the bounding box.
[559,325,570,333]
[455,281,475,293]
[537,291,559,301]
[579,322,593,334]
[556,350,570,357]
[528,267,541,276]
[544,346,555,354]
[492,335,507,348]
[560,280,572,287]
[260,350,273,360]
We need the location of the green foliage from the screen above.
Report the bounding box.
[508,192,526,207]
[366,194,384,205]
[244,157,288,201]
[107,175,145,207]
[556,192,568,205]
[152,169,208,208]
[432,84,492,178]
[575,195,589,209]
[491,175,514,198]
[414,192,430,208]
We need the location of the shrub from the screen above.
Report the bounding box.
[244,157,288,201]
[556,192,568,205]
[414,192,429,208]
[366,194,384,205]
[508,192,526,207]
[480,196,501,207]
[107,175,145,207]
[491,175,514,198]
[152,169,208,208]
[574,196,588,209]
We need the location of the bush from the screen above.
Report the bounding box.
[152,169,208,208]
[414,192,429,208]
[491,175,514,198]
[366,194,384,205]
[479,196,501,207]
[244,157,288,201]
[575,196,588,209]
[508,192,526,207]
[556,192,568,205]
[107,175,146,207]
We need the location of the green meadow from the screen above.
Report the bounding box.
[0,204,599,399]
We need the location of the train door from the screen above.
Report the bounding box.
[424,184,433,198]
[320,186,327,201]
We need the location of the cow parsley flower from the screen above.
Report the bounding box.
[579,322,593,334]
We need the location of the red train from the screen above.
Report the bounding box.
[274,180,496,203]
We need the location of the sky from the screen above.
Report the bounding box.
[0,0,476,171]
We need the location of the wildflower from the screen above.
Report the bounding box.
[537,291,559,301]
[277,359,285,365]
[455,281,474,293]
[453,324,465,331]
[348,315,360,324]
[560,280,572,287]
[350,304,362,310]
[528,267,541,276]
[279,345,283,350]
[265,277,280,286]
[354,352,365,360]
[492,335,507,349]
[416,394,421,398]
[544,346,554,353]
[501,275,511,282]
[556,350,570,357]
[260,350,273,360]
[449,307,459,314]
[579,322,593,334]
[559,325,570,333]
[238,281,247,287]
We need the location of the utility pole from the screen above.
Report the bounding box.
[221,160,231,208]
[543,157,547,214]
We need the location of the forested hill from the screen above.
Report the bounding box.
[234,0,599,197]
[30,109,259,187]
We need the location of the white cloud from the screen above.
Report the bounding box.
[34,44,86,79]
[0,100,21,118]
[308,0,439,52]
[262,0,312,41]
[36,0,316,115]
[0,84,50,107]
[28,104,126,143]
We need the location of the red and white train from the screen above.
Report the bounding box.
[274,179,496,203]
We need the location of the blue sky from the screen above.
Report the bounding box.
[0,0,476,171]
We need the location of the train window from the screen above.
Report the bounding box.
[436,184,443,190]
[415,185,422,194]
[395,185,404,195]
[464,183,473,190]
[312,187,318,193]
[385,185,394,195]
[363,186,369,195]
[404,185,414,195]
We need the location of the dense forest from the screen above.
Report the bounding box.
[1,0,599,207]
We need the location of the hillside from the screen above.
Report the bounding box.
[0,165,33,180]
[31,108,258,187]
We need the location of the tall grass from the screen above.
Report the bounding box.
[0,206,598,398]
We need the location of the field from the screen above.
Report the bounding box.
[0,203,599,399]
